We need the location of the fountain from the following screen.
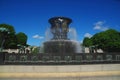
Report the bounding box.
[44,17,83,56]
[1,17,119,65]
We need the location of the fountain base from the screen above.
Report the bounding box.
[44,40,79,56]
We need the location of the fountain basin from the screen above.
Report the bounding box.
[44,40,78,55]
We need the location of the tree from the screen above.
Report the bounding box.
[0,24,15,33]
[92,29,120,52]
[0,24,28,49]
[83,37,93,47]
[32,47,39,54]
[83,37,94,53]
[0,24,17,49]
[0,28,10,51]
[16,32,28,46]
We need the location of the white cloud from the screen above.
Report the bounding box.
[94,25,101,30]
[93,21,108,31]
[84,33,92,38]
[32,34,44,39]
[95,21,104,25]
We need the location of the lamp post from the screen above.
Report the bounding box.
[0,28,10,52]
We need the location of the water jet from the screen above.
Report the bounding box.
[43,17,83,56]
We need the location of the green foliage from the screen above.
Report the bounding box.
[0,23,28,49]
[0,24,17,49]
[16,32,27,46]
[83,37,93,47]
[0,24,15,33]
[32,47,39,54]
[92,29,120,52]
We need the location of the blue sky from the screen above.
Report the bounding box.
[0,0,120,46]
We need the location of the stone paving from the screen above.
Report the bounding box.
[0,64,120,80]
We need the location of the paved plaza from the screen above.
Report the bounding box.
[0,76,120,80]
[0,64,120,80]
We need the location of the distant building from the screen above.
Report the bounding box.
[84,47,103,53]
[3,47,31,53]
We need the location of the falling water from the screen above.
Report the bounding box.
[43,17,84,54]
[44,27,84,53]
[45,28,53,41]
[39,44,44,53]
[68,27,83,53]
[68,28,77,40]
[74,41,84,53]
